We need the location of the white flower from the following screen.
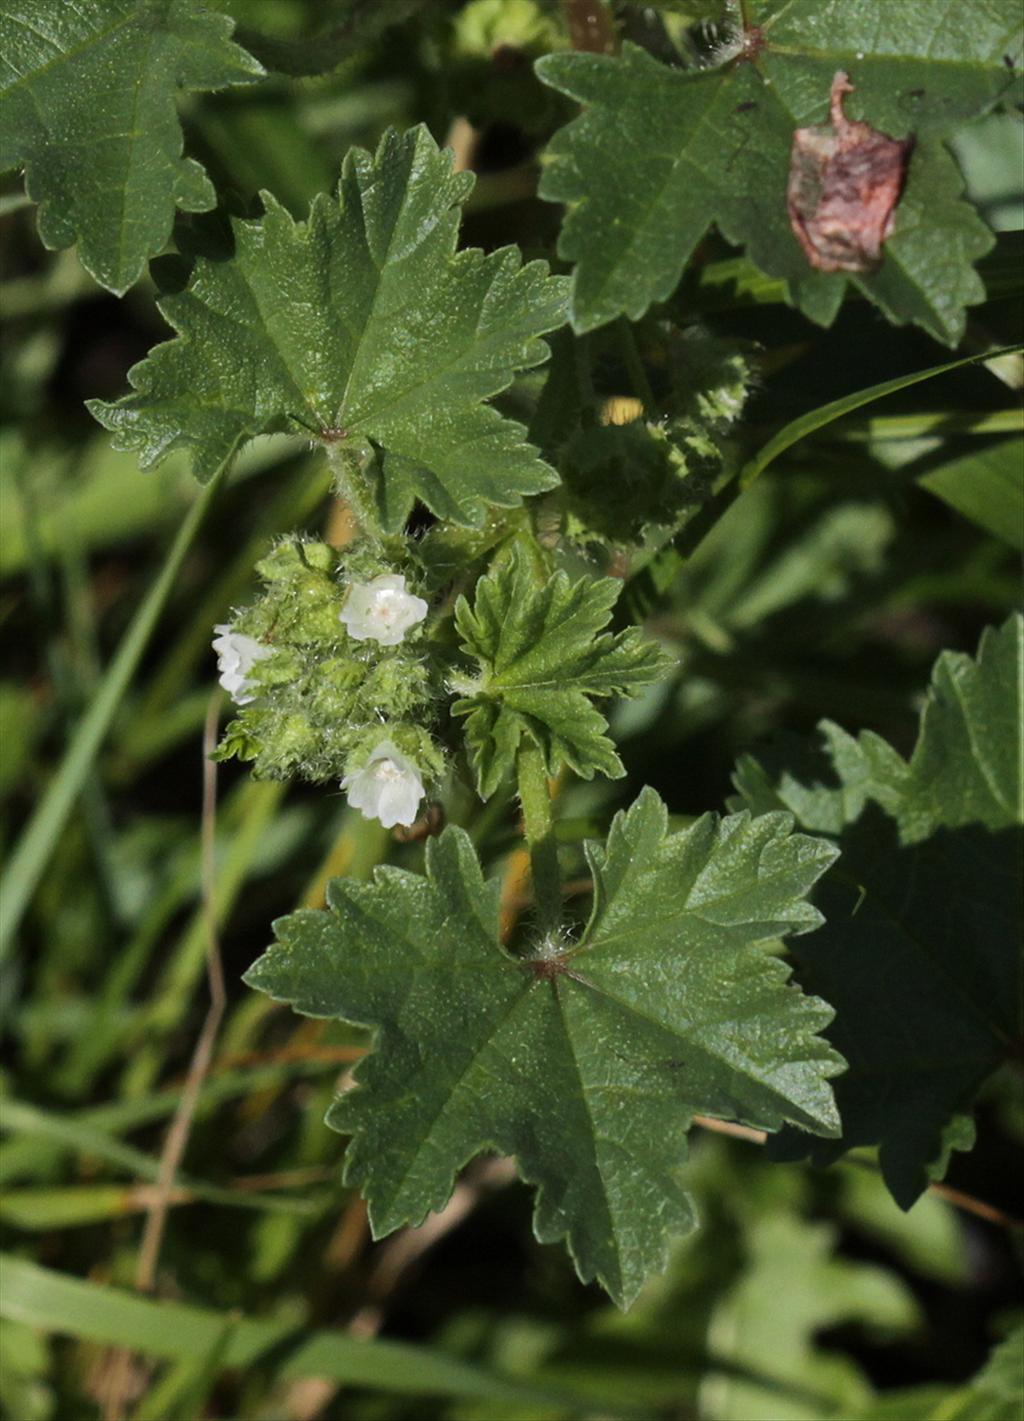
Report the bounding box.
[341,740,425,828]
[212,624,271,705]
[339,574,428,646]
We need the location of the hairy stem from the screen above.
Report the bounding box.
[327,443,382,544]
[516,743,562,933]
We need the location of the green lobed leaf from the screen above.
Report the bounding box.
[537,0,1021,337]
[786,818,1020,1208]
[0,0,264,294]
[453,542,670,796]
[735,616,1024,843]
[702,1212,919,1421]
[245,788,843,1307]
[900,615,1024,839]
[732,720,911,838]
[89,125,570,527]
[734,615,1024,1206]
[856,138,994,347]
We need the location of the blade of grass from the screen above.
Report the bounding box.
[2,1099,167,1179]
[740,344,1024,487]
[113,456,332,774]
[0,1254,605,1413]
[0,1057,350,1187]
[132,1315,239,1421]
[59,776,281,1094]
[0,1101,321,1218]
[0,434,298,577]
[827,408,1023,442]
[918,438,1024,550]
[103,696,230,1421]
[625,346,1023,618]
[0,1186,166,1229]
[12,456,125,936]
[0,452,235,961]
[120,779,286,1098]
[0,1180,318,1227]
[86,1057,352,1135]
[0,1180,321,1228]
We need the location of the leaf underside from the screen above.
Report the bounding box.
[537,0,1020,337]
[246,788,843,1307]
[0,0,264,293]
[734,615,1024,1206]
[88,125,570,528]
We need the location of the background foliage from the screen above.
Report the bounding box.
[1,1,1022,1418]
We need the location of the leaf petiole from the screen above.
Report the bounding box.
[515,742,563,934]
[325,442,382,545]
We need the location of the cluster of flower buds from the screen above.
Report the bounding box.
[211,540,441,827]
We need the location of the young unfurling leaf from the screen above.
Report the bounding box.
[90,125,569,527]
[453,543,670,796]
[245,788,843,1307]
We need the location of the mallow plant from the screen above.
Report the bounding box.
[2,0,1021,1332]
